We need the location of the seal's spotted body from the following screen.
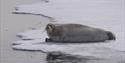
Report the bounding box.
[45,23,115,43]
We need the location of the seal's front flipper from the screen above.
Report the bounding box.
[45,38,53,42]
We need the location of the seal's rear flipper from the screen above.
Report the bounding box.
[107,31,116,40]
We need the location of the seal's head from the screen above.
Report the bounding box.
[46,23,63,37]
[46,23,55,32]
[46,23,55,36]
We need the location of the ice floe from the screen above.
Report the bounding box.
[12,0,125,62]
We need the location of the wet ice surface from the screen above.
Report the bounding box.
[12,0,125,63]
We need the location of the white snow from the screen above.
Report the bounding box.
[16,29,48,40]
[12,0,125,59]
[13,0,124,21]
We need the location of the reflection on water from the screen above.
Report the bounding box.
[46,52,90,63]
[46,52,125,63]
[12,46,125,63]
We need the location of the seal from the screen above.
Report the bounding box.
[45,23,115,43]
